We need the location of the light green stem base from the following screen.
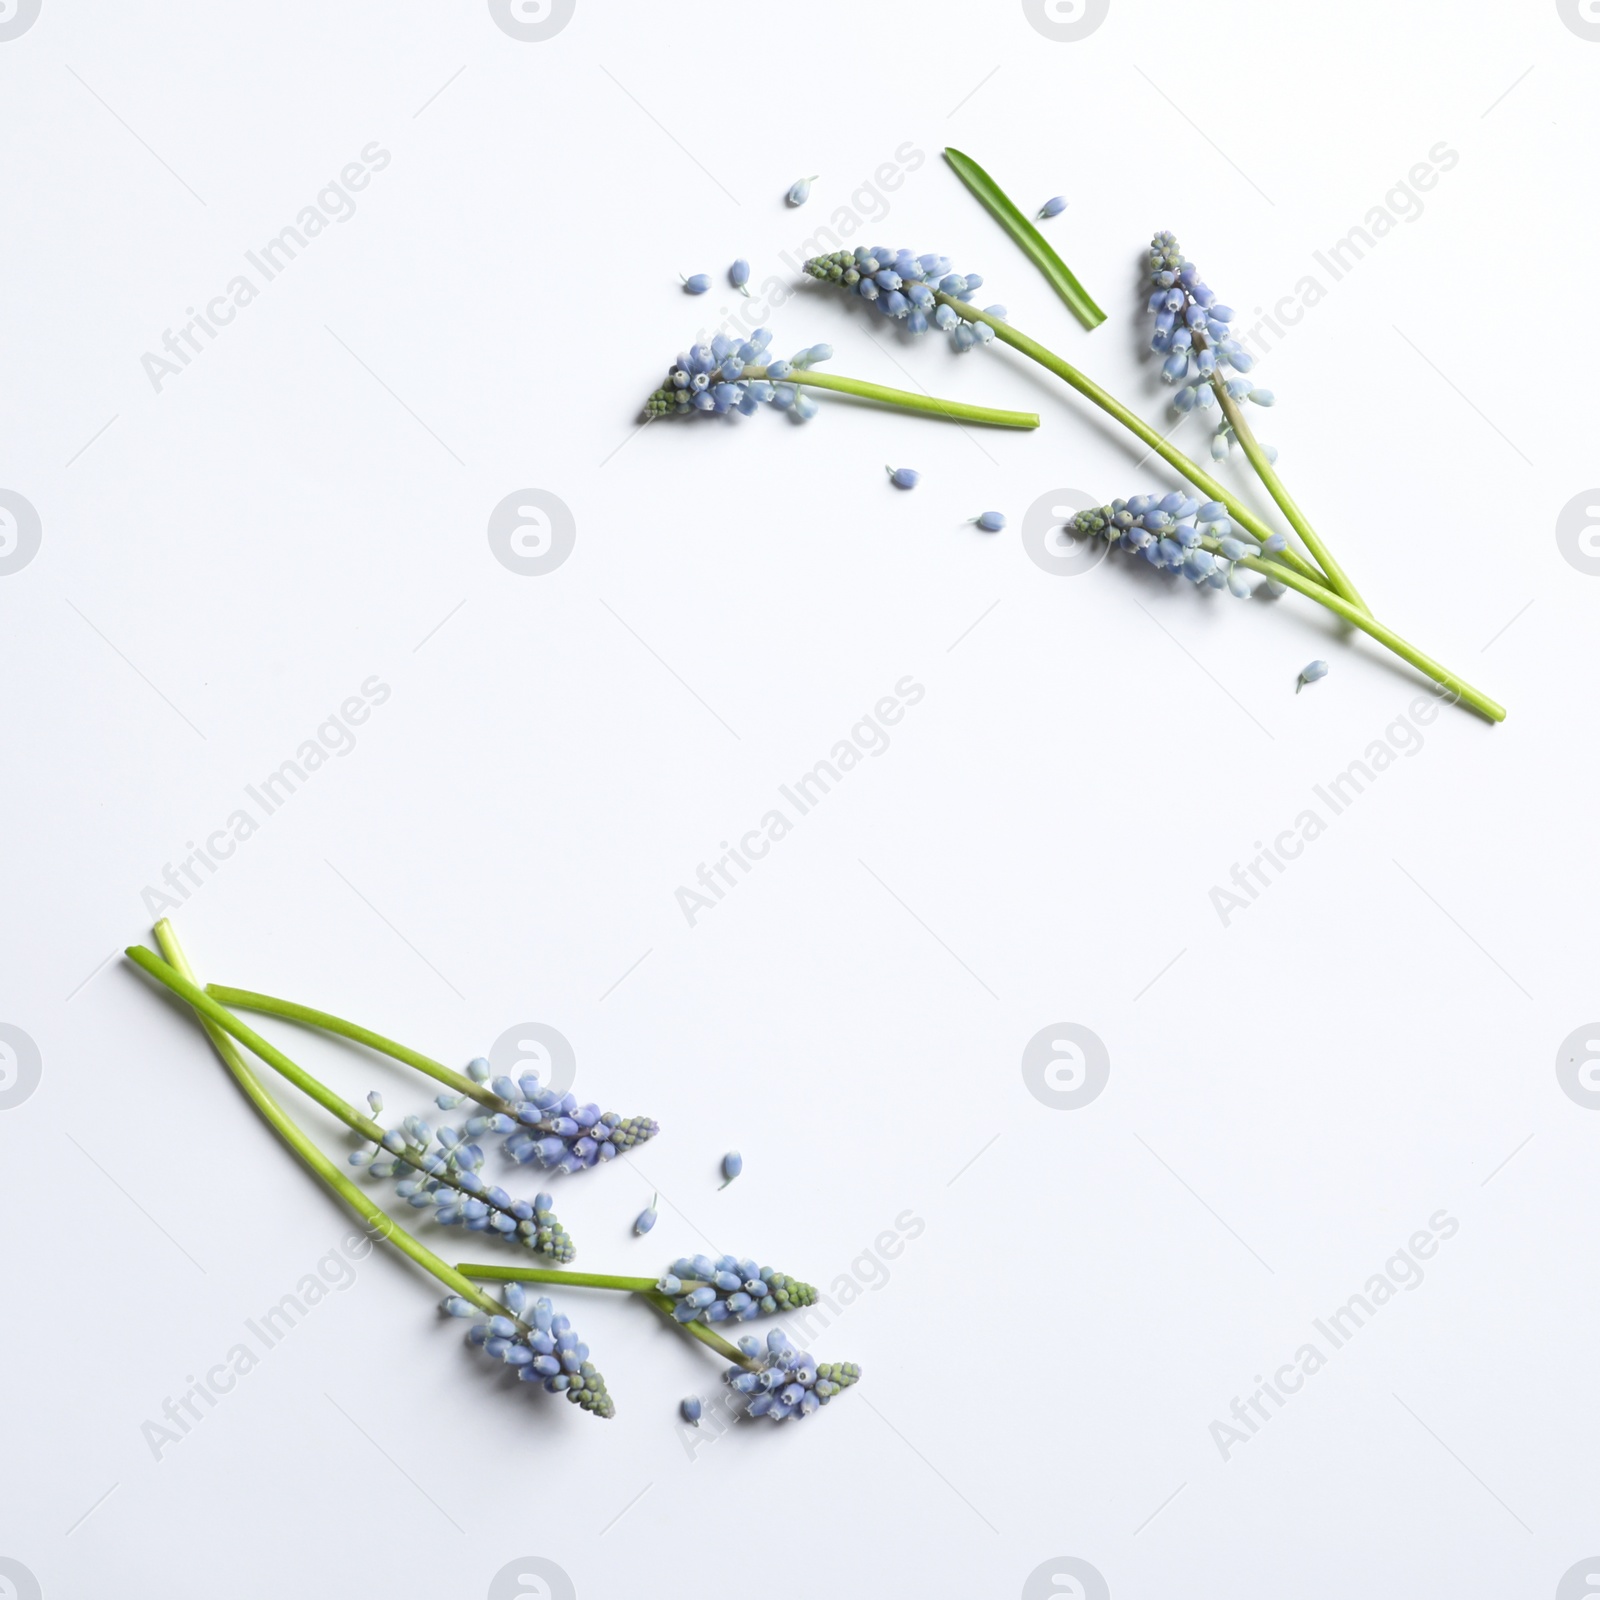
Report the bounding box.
[743,364,1039,429]
[141,927,501,1316]
[207,986,504,1113]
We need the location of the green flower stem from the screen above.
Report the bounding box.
[1211,379,1367,613]
[457,1263,759,1370]
[139,927,501,1318]
[643,1293,756,1370]
[457,1262,660,1294]
[931,292,1334,594]
[741,364,1039,430]
[139,963,536,1225]
[1216,548,1506,722]
[206,985,505,1114]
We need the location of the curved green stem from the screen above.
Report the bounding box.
[932,293,1331,593]
[1212,380,1367,612]
[206,986,505,1114]
[1225,551,1504,722]
[742,364,1038,429]
[140,927,501,1317]
[643,1292,756,1369]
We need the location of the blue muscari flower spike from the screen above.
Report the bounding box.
[657,1254,817,1325]
[802,248,997,351]
[1068,495,1267,596]
[645,330,832,422]
[1145,231,1278,460]
[355,1095,578,1262]
[725,1328,860,1422]
[456,1288,613,1419]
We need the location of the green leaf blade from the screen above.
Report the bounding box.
[943,146,1106,331]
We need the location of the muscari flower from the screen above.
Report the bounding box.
[682,273,710,295]
[352,1104,578,1262]
[975,511,1006,532]
[1297,659,1330,691]
[787,175,816,206]
[803,247,1001,351]
[447,1057,658,1175]
[1145,231,1278,461]
[445,1284,613,1418]
[1069,492,1279,597]
[720,1150,742,1185]
[634,1195,658,1235]
[643,328,832,422]
[656,1254,817,1325]
[1038,195,1067,219]
[887,466,919,489]
[726,1328,860,1422]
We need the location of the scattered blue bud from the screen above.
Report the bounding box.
[975,511,1006,533]
[888,466,920,489]
[721,1150,743,1185]
[787,175,817,206]
[1037,195,1067,219]
[1297,659,1330,691]
[682,274,710,295]
[635,1194,659,1235]
[729,258,750,293]
[681,1395,702,1425]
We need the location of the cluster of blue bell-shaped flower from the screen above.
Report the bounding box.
[1070,491,1293,597]
[352,1098,577,1262]
[444,1284,613,1418]
[1146,230,1278,461]
[447,1057,657,1176]
[645,329,833,420]
[726,1328,860,1422]
[656,1253,818,1324]
[803,247,1005,351]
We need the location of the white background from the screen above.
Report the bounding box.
[2,1,1597,1596]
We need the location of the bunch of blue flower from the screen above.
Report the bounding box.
[657,1254,818,1324]
[726,1329,860,1422]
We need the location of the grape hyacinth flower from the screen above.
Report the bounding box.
[451,1056,658,1175]
[975,511,1006,533]
[657,1254,817,1325]
[1297,659,1330,692]
[803,247,1000,351]
[726,1329,860,1422]
[1038,195,1067,219]
[720,1150,742,1186]
[786,175,816,206]
[634,1195,658,1235]
[682,273,710,294]
[352,1105,578,1262]
[680,1395,702,1425]
[643,327,1039,430]
[1144,231,1276,464]
[729,258,750,294]
[888,465,919,489]
[1068,494,1266,596]
[448,1285,614,1418]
